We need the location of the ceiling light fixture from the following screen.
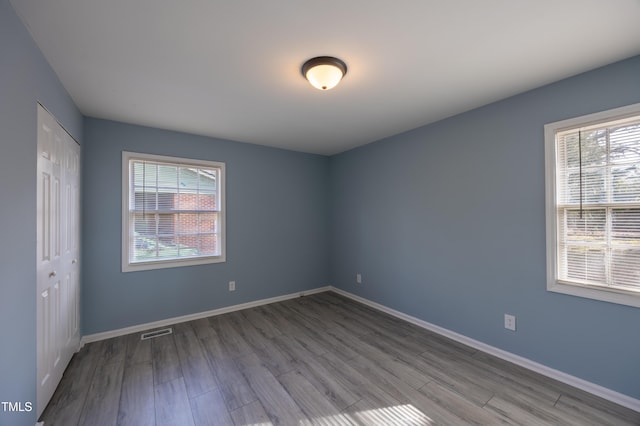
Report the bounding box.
[301,56,347,91]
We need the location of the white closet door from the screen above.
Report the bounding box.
[36,104,81,417]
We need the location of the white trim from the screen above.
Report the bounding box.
[79,284,640,412]
[544,103,640,309]
[121,151,226,273]
[81,286,330,344]
[545,102,640,133]
[330,287,640,413]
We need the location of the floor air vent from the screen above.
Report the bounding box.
[140,327,172,340]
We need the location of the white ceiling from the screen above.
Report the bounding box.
[11,0,640,155]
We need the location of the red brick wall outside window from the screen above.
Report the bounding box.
[174,193,218,255]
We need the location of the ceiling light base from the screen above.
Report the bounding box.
[302,56,347,90]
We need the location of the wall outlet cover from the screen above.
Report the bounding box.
[504,314,516,331]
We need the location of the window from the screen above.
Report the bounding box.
[545,103,640,308]
[122,151,225,272]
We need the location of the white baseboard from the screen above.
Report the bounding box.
[330,287,640,413]
[78,284,639,413]
[81,286,330,345]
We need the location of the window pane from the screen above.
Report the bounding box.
[612,165,640,203]
[175,193,198,211]
[133,192,146,210]
[178,213,199,235]
[199,169,216,192]
[562,130,607,168]
[565,246,606,284]
[134,191,158,211]
[199,191,217,211]
[133,212,155,236]
[157,165,177,189]
[611,208,640,244]
[177,234,197,252]
[199,212,217,234]
[199,234,218,255]
[610,123,640,164]
[133,162,157,187]
[133,235,158,260]
[565,169,605,204]
[154,192,172,211]
[611,249,640,290]
[156,236,178,259]
[178,167,199,191]
[564,209,606,243]
[158,214,174,236]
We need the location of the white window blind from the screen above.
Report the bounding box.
[122,152,225,271]
[553,114,640,296]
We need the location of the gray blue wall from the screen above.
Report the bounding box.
[3,1,640,422]
[82,118,329,334]
[0,1,83,425]
[329,55,640,399]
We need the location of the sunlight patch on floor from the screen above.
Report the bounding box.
[288,403,433,425]
[237,403,433,425]
[352,403,434,425]
[299,412,357,425]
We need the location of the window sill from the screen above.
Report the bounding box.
[548,280,640,309]
[122,255,226,273]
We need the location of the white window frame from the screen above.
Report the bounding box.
[122,151,226,272]
[545,102,640,308]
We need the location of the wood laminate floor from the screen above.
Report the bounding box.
[40,291,640,425]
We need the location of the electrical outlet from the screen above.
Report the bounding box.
[229,281,236,292]
[356,273,362,284]
[504,314,516,331]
